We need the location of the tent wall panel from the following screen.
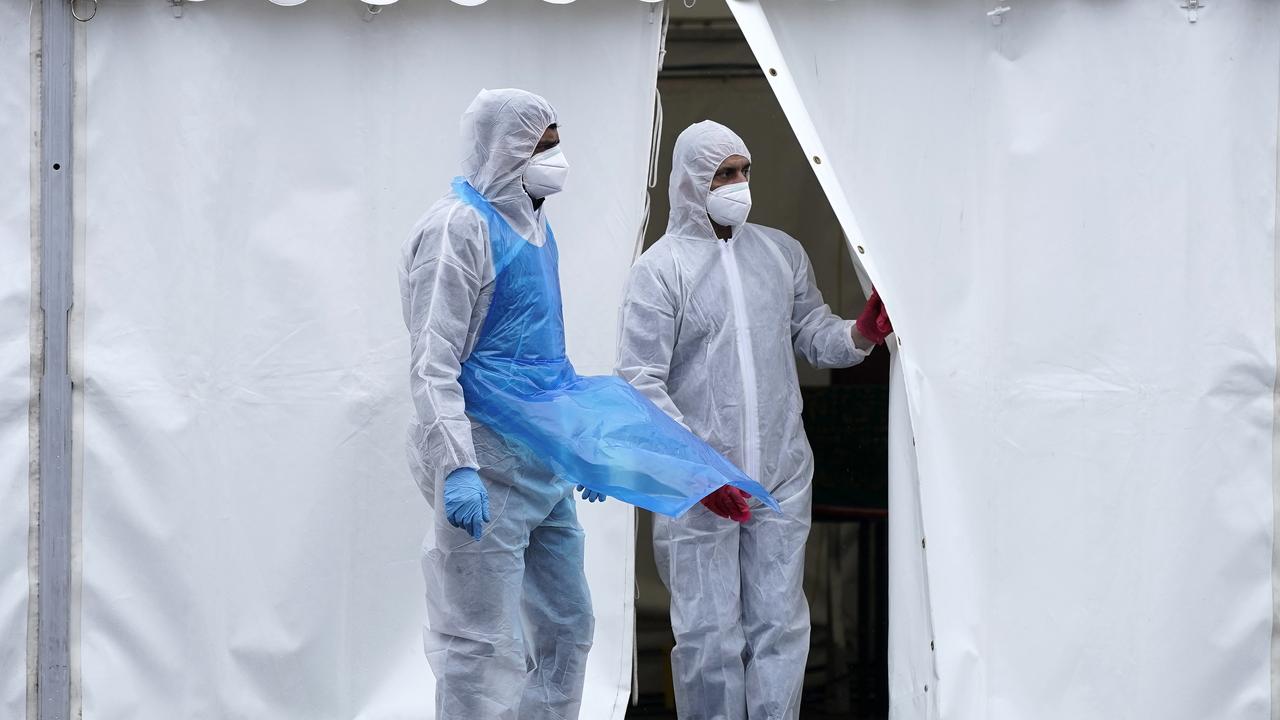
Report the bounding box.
[728,1,1280,718]
[0,1,34,719]
[78,2,660,717]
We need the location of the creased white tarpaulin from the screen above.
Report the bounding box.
[728,1,1280,718]
[78,1,659,718]
[0,1,33,719]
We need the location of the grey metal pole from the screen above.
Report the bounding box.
[37,0,75,717]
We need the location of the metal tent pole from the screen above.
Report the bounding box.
[36,0,75,717]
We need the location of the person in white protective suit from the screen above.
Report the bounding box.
[399,88,595,720]
[616,120,894,720]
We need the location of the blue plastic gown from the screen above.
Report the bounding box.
[453,178,778,517]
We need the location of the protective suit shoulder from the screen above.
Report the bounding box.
[746,223,808,274]
[634,233,681,267]
[626,235,686,301]
[406,194,493,281]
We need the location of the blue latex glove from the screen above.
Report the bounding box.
[577,485,607,503]
[444,468,490,540]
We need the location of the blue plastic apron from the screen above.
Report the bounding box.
[454,179,778,517]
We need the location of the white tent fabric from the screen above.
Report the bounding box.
[229,0,661,7]
[728,1,1280,718]
[885,348,937,719]
[77,1,659,717]
[0,1,33,718]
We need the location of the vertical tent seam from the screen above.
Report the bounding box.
[1269,39,1280,720]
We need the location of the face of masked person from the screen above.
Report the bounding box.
[524,125,568,200]
[706,182,752,228]
[705,154,751,229]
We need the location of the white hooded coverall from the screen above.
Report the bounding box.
[616,121,873,720]
[399,89,593,720]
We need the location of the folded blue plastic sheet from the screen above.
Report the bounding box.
[455,178,778,517]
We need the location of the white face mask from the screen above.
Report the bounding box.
[523,146,570,200]
[705,181,752,228]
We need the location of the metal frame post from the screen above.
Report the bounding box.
[36,0,75,717]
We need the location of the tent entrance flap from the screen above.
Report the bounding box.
[728,1,1280,718]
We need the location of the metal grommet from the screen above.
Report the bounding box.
[768,68,778,77]
[813,155,822,164]
[71,0,97,22]
[856,245,865,254]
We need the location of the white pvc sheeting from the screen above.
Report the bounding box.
[729,1,1280,718]
[0,1,32,719]
[79,2,658,717]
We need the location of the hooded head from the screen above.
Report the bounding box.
[460,88,558,239]
[666,121,751,241]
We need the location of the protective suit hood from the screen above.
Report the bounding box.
[460,88,557,239]
[666,120,751,242]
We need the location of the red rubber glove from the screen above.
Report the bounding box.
[700,485,752,523]
[856,288,893,345]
